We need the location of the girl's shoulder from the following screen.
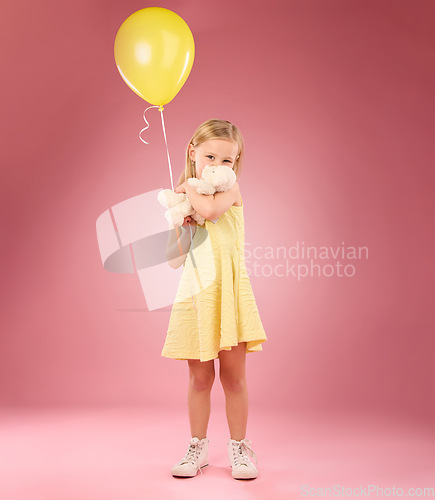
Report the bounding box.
[229,181,241,208]
[232,190,243,208]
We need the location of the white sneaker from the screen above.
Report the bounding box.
[170,436,209,477]
[227,438,258,479]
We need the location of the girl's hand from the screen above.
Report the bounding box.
[182,216,196,227]
[174,182,186,194]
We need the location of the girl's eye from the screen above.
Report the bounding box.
[206,155,231,163]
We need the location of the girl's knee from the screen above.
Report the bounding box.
[220,375,246,393]
[189,374,215,391]
[188,360,216,391]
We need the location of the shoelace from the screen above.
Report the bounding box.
[179,438,205,475]
[231,438,258,468]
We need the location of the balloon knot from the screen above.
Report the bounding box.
[159,105,164,112]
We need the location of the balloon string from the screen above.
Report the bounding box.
[139,105,175,192]
[139,104,196,307]
[159,108,175,192]
[138,105,159,145]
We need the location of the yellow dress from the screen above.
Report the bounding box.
[161,196,267,362]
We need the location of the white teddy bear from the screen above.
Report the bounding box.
[157,165,236,226]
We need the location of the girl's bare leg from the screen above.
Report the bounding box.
[187,359,215,439]
[218,342,248,441]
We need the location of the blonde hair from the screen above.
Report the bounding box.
[176,119,244,187]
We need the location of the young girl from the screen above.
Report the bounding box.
[162,119,267,480]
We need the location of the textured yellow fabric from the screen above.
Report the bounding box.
[162,197,267,362]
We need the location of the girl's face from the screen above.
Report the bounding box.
[188,139,239,179]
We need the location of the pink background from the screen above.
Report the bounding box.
[1,0,433,435]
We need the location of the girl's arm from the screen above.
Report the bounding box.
[181,182,214,219]
[165,218,197,269]
[181,181,240,220]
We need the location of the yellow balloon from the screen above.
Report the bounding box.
[114,7,195,106]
